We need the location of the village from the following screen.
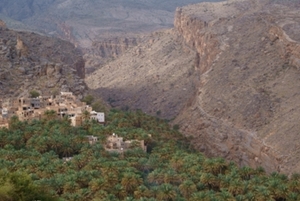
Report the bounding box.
[0,92,147,154]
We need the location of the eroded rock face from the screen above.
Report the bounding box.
[173,0,300,174]
[85,30,199,119]
[84,36,142,74]
[0,26,86,98]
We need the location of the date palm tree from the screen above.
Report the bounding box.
[200,173,219,190]
[179,179,197,199]
[254,186,273,201]
[121,172,143,194]
[134,185,152,199]
[156,183,177,201]
[203,158,227,176]
[217,189,235,201]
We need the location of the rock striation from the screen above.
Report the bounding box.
[84,36,143,74]
[0,26,86,99]
[173,0,300,174]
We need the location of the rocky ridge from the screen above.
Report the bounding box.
[173,0,300,174]
[0,25,86,98]
[0,0,222,48]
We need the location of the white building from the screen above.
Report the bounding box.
[90,111,105,123]
[1,108,8,116]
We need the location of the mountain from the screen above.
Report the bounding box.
[0,0,222,48]
[172,0,300,174]
[0,21,85,98]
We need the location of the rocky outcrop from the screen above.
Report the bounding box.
[173,0,300,174]
[174,7,219,74]
[0,27,86,98]
[84,36,143,74]
[91,37,140,59]
[0,20,6,28]
[16,36,29,57]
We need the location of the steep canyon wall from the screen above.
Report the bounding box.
[173,0,300,174]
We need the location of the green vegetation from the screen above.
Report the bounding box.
[0,109,299,200]
[82,95,94,105]
[82,95,107,112]
[29,90,40,98]
[0,170,55,201]
[91,100,107,113]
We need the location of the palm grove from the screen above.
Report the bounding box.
[0,109,299,201]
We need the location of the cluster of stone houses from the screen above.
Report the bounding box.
[105,133,147,153]
[0,92,105,128]
[85,133,147,153]
[64,133,147,162]
[0,92,147,155]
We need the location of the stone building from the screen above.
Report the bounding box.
[105,133,147,153]
[90,111,105,123]
[86,135,99,145]
[0,92,103,127]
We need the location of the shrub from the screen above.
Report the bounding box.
[29,90,40,98]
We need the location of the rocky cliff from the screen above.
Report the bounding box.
[84,36,143,74]
[0,26,86,98]
[85,30,198,119]
[173,0,300,174]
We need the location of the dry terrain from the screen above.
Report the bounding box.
[86,30,198,119]
[0,0,221,48]
[172,0,300,174]
[0,21,86,99]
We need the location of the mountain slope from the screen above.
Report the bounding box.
[0,23,85,98]
[86,30,198,119]
[0,0,222,48]
[173,0,300,173]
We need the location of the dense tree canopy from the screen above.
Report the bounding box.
[0,109,299,200]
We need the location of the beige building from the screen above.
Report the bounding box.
[86,135,99,145]
[0,92,102,127]
[105,133,147,153]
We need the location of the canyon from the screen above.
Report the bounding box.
[1,0,300,174]
[87,0,300,174]
[86,30,199,119]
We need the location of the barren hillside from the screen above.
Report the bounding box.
[172,0,300,174]
[0,21,86,98]
[86,30,198,119]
